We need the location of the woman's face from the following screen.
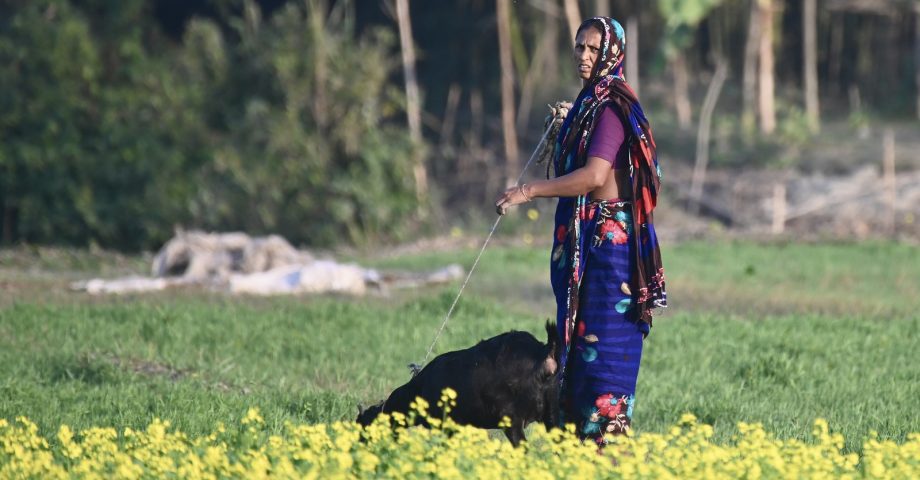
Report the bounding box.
[573,26,602,81]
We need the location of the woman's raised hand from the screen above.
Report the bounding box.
[495,184,533,215]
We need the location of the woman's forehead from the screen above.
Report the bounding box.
[576,27,603,45]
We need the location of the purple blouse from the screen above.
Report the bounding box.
[587,105,628,169]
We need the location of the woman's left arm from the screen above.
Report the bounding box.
[495,157,611,214]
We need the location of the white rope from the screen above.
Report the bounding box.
[409,122,556,375]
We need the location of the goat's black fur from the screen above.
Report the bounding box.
[357,322,560,446]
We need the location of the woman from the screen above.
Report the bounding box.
[495,16,666,446]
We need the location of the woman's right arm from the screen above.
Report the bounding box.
[494,157,611,214]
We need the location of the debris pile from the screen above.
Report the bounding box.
[73,231,463,296]
[662,165,920,240]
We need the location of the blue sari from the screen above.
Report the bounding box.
[550,16,666,445]
[551,197,648,441]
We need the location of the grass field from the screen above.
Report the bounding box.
[0,240,917,454]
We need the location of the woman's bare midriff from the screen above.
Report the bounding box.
[589,167,631,201]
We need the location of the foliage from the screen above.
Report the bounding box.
[1,409,918,478]
[0,0,209,250]
[184,1,419,246]
[0,0,420,250]
[655,0,726,56]
[2,0,918,249]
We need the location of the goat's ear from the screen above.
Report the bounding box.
[545,320,559,347]
[545,319,560,359]
[357,404,364,415]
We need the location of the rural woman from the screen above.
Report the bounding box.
[495,16,667,446]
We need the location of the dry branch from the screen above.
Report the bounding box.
[689,60,729,215]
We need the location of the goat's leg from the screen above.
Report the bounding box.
[503,421,526,447]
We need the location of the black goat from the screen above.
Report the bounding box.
[357,322,560,446]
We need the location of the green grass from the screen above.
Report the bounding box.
[0,241,917,452]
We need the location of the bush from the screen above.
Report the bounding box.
[0,1,422,250]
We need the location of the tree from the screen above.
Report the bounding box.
[394,0,429,213]
[563,0,582,42]
[186,1,420,246]
[656,0,725,130]
[626,6,641,97]
[803,0,820,131]
[496,0,520,186]
[741,0,761,135]
[915,3,920,120]
[0,0,207,249]
[757,0,776,134]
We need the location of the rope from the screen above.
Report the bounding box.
[409,121,556,376]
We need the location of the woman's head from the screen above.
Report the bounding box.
[573,17,626,83]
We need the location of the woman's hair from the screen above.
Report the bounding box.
[575,19,604,38]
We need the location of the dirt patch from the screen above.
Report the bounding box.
[90,353,191,381]
[83,353,251,394]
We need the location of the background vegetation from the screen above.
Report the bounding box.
[2,0,918,250]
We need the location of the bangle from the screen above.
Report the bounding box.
[519,183,533,202]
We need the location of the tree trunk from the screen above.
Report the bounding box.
[395,0,429,208]
[543,4,559,86]
[461,89,485,186]
[689,60,729,215]
[439,83,461,149]
[594,0,610,17]
[307,0,327,129]
[915,5,920,120]
[803,0,820,132]
[626,13,640,97]
[497,0,520,186]
[1,204,16,245]
[563,0,582,42]
[828,13,843,96]
[673,54,692,130]
[742,1,761,135]
[757,0,776,135]
[516,21,554,132]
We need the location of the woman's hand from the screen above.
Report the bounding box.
[495,184,533,215]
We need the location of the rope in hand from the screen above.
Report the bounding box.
[408,120,558,377]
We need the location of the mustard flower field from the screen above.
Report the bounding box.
[2,405,918,478]
[1,241,918,477]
